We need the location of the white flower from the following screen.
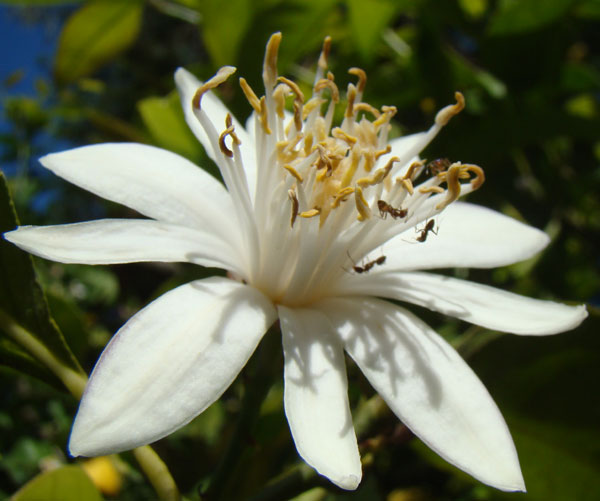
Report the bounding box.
[4,33,587,492]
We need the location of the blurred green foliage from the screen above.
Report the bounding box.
[0,0,599,500]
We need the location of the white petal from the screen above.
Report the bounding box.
[351,272,587,335]
[388,132,426,163]
[174,67,257,198]
[39,143,238,243]
[4,219,239,271]
[319,297,526,492]
[279,306,361,490]
[69,277,276,456]
[376,202,550,270]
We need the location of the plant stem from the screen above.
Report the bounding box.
[0,308,181,501]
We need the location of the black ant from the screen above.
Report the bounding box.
[377,200,408,220]
[426,158,451,175]
[416,220,437,242]
[347,252,386,273]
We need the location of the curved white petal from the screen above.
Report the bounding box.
[39,143,239,245]
[174,67,257,198]
[348,272,587,335]
[388,132,426,163]
[279,305,361,490]
[69,277,276,457]
[319,297,526,492]
[374,202,550,271]
[4,219,239,271]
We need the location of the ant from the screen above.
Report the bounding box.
[347,252,386,274]
[416,220,437,242]
[377,200,408,220]
[426,158,451,175]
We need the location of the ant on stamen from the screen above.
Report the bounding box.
[347,252,386,273]
[416,220,437,243]
[377,199,408,220]
[426,158,451,176]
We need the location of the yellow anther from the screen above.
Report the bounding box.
[303,97,324,119]
[263,32,282,88]
[332,127,357,145]
[340,146,360,187]
[400,178,414,195]
[419,186,444,194]
[273,83,289,118]
[314,78,340,102]
[300,208,321,218]
[353,102,381,119]
[218,113,241,158]
[259,96,271,135]
[277,76,305,104]
[284,164,303,182]
[288,190,299,227]
[375,145,392,160]
[318,36,332,71]
[348,67,367,93]
[462,163,485,190]
[345,84,357,118]
[357,156,397,187]
[332,186,355,208]
[436,164,462,210]
[192,66,236,109]
[435,91,465,126]
[373,105,397,128]
[239,78,262,114]
[354,186,371,221]
[303,132,314,156]
[403,160,424,181]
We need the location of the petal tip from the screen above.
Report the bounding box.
[331,472,361,491]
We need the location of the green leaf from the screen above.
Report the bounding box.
[54,0,144,84]
[0,0,83,4]
[0,172,82,378]
[137,91,205,161]
[12,465,102,501]
[488,0,575,36]
[346,0,398,60]
[199,0,253,67]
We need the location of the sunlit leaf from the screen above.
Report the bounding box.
[12,465,102,501]
[0,0,83,4]
[488,0,575,35]
[54,0,144,84]
[138,91,205,161]
[0,172,82,377]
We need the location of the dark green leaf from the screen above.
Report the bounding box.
[0,172,82,377]
[12,465,102,501]
[54,0,144,84]
[488,0,575,35]
[346,0,398,60]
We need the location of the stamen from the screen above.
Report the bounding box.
[462,163,485,190]
[375,145,392,159]
[218,114,240,158]
[303,97,324,119]
[331,127,357,145]
[373,106,397,128]
[348,67,367,93]
[318,36,332,72]
[192,66,236,109]
[354,186,371,221]
[273,83,289,118]
[345,84,357,118]
[284,164,303,182]
[288,189,299,227]
[353,102,381,119]
[435,164,462,210]
[435,91,465,126]
[419,186,444,194]
[356,156,397,187]
[263,32,282,89]
[332,186,355,208]
[314,78,340,102]
[300,208,321,218]
[259,96,271,134]
[239,77,261,114]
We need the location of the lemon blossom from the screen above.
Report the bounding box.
[4,33,587,492]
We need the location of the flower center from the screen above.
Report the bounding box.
[190,33,485,306]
